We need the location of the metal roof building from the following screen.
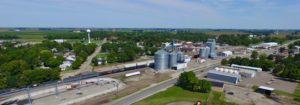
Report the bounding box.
[231,64,262,72]
[207,70,241,84]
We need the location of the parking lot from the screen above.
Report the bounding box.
[238,72,298,93]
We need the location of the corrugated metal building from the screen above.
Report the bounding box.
[231,64,262,72]
[207,70,241,84]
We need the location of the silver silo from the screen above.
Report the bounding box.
[177,51,185,63]
[169,51,178,68]
[199,47,207,58]
[205,46,210,58]
[154,49,169,70]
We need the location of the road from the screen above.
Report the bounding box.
[62,38,107,78]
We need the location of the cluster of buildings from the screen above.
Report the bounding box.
[154,40,190,71]
[207,64,262,84]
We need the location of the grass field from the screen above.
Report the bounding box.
[294,83,300,101]
[133,86,235,105]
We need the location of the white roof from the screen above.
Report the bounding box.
[125,71,141,77]
[259,86,275,91]
[124,63,136,68]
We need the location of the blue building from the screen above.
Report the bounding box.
[207,70,241,84]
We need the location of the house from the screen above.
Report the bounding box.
[59,61,72,70]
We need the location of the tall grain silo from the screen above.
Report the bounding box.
[169,51,178,68]
[177,51,185,63]
[154,49,169,70]
[205,46,210,58]
[199,47,207,58]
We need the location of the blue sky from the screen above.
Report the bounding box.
[0,0,299,29]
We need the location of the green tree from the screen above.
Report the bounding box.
[92,57,98,66]
[45,57,60,68]
[251,51,258,59]
[40,50,53,62]
[221,59,229,65]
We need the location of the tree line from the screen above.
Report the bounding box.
[177,71,212,93]
[101,41,143,64]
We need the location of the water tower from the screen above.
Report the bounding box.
[86,29,91,43]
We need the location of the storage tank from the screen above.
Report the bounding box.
[199,47,207,58]
[154,49,169,70]
[169,51,178,68]
[205,46,210,58]
[177,51,185,63]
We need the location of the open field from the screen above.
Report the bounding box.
[204,31,249,36]
[133,86,235,105]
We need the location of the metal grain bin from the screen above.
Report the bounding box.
[205,46,210,58]
[177,51,185,63]
[154,49,169,70]
[169,51,178,68]
[199,47,207,58]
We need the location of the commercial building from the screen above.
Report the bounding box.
[231,64,262,72]
[220,51,233,57]
[207,68,241,84]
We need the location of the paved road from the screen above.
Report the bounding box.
[79,38,107,71]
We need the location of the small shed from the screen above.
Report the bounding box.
[257,86,274,96]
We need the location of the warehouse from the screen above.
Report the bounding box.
[207,68,241,84]
[231,64,262,72]
[239,69,256,78]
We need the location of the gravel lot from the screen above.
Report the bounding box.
[238,72,297,93]
[224,85,280,105]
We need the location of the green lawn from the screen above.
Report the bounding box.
[294,83,300,101]
[96,53,108,58]
[133,86,235,105]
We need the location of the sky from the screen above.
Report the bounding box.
[0,0,300,29]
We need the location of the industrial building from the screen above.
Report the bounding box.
[207,67,241,84]
[198,39,217,59]
[239,69,256,78]
[251,42,278,49]
[231,64,262,72]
